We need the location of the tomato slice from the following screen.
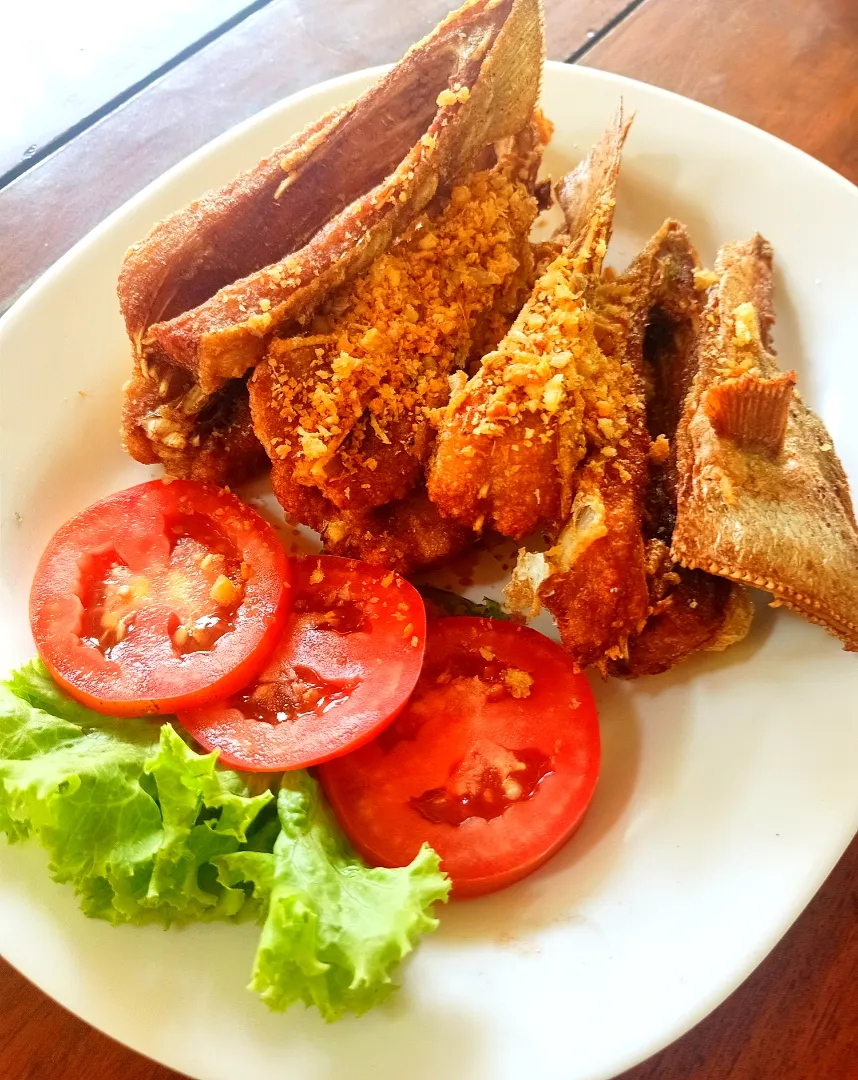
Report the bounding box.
[30,479,291,716]
[319,617,600,897]
[178,555,427,771]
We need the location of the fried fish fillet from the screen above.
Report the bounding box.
[321,487,476,574]
[121,0,544,393]
[120,0,544,483]
[607,225,752,678]
[249,124,546,525]
[671,235,858,650]
[263,463,475,575]
[503,219,665,670]
[426,111,631,540]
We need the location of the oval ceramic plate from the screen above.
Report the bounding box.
[1,62,857,1080]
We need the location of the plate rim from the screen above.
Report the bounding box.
[1,59,857,1080]
[2,59,856,339]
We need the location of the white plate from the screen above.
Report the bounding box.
[2,61,858,1080]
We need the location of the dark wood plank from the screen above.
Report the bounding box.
[0,0,630,314]
[1,0,266,182]
[584,0,858,183]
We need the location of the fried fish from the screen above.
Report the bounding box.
[426,111,630,541]
[119,0,544,484]
[507,222,753,674]
[321,486,476,574]
[671,234,858,651]
[607,225,753,678]
[502,214,657,671]
[249,120,547,527]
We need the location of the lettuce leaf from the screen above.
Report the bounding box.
[418,586,512,621]
[0,660,273,924]
[216,773,450,1020]
[0,660,450,1019]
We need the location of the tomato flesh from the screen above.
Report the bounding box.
[30,480,291,715]
[320,617,600,897]
[178,555,427,771]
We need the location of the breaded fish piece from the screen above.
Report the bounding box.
[321,487,476,574]
[606,225,752,677]
[671,235,858,650]
[250,127,545,516]
[122,0,544,393]
[610,554,753,677]
[504,220,664,669]
[427,111,630,540]
[120,0,544,483]
[268,464,475,575]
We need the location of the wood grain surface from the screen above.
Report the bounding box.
[1,0,857,1078]
[0,0,264,183]
[584,0,858,184]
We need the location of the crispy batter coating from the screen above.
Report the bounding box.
[504,235,654,669]
[121,363,266,485]
[250,150,540,516]
[123,0,545,394]
[321,487,476,574]
[119,0,545,483]
[266,463,474,575]
[427,112,630,540]
[672,235,858,650]
[609,547,753,677]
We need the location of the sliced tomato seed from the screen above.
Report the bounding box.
[411,745,553,825]
[30,479,291,716]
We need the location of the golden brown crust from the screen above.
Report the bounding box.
[427,110,631,540]
[607,223,752,677]
[125,0,545,395]
[121,363,266,485]
[248,146,541,515]
[505,216,671,670]
[671,235,858,650]
[609,557,753,677]
[268,462,474,575]
[321,488,477,574]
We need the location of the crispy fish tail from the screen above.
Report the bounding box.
[555,105,632,250]
[672,234,858,650]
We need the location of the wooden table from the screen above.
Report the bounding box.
[1,1,856,1076]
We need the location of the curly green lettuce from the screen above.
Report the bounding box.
[217,775,449,1020]
[0,660,449,1019]
[0,660,273,923]
[418,586,512,621]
